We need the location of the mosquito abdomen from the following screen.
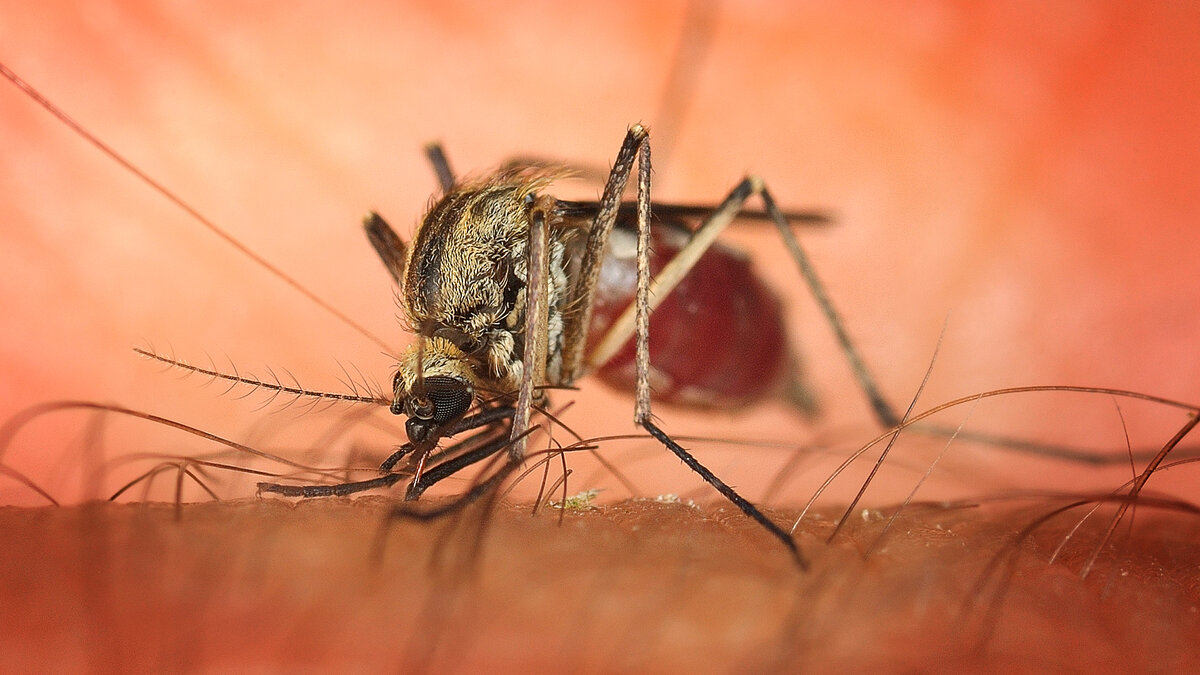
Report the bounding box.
[587,219,791,409]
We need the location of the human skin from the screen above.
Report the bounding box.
[1,1,1199,671]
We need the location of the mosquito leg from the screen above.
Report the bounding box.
[560,124,649,382]
[258,473,407,498]
[424,142,456,192]
[610,134,808,566]
[553,127,808,563]
[510,196,555,460]
[631,138,654,421]
[639,419,806,568]
[757,184,899,427]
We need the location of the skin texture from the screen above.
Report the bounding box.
[1,1,1199,671]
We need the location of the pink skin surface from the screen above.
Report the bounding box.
[1,2,1199,670]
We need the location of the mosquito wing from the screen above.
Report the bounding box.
[554,199,832,232]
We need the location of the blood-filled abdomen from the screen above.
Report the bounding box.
[585,219,794,409]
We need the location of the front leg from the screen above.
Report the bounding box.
[577,126,808,567]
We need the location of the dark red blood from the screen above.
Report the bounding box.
[586,220,790,408]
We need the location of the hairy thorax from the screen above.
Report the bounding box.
[399,170,577,396]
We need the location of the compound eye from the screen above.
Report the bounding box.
[401,376,472,444]
[423,376,473,424]
[391,371,403,393]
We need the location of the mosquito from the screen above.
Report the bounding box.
[211,120,902,569]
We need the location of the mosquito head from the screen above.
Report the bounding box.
[391,336,477,444]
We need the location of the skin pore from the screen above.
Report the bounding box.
[2,2,1199,670]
